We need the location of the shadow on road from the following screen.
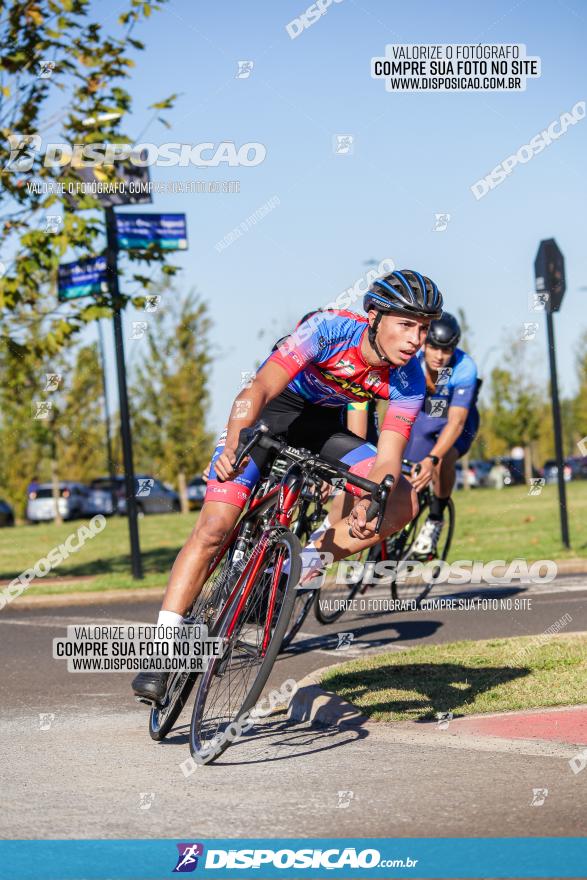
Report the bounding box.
[156,714,369,766]
[284,618,443,656]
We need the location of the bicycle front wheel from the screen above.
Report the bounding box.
[189,528,301,764]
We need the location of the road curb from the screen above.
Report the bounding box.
[287,665,369,728]
[6,586,163,610]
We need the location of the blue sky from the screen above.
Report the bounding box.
[85,0,587,437]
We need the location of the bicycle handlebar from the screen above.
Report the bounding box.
[235,422,394,534]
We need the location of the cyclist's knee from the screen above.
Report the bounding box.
[191,506,236,551]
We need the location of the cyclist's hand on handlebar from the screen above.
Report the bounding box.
[319,480,332,503]
[410,457,435,491]
[347,498,377,539]
[214,446,248,482]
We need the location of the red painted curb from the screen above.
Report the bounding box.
[444,706,587,745]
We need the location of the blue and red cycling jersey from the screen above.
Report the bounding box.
[264,309,425,440]
[205,310,426,508]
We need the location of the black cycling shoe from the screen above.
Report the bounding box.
[131,671,169,703]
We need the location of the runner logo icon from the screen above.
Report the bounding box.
[173,843,204,872]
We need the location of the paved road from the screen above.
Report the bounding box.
[1,575,586,838]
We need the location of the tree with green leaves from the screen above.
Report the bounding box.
[0,331,107,519]
[488,336,543,483]
[0,0,178,356]
[130,291,214,509]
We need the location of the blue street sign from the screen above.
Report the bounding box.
[57,255,108,301]
[115,213,188,250]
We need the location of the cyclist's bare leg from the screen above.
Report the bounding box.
[314,475,418,562]
[432,446,459,498]
[161,500,241,616]
[328,489,354,523]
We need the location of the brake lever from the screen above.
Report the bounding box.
[234,422,269,469]
[364,473,394,534]
[374,474,394,534]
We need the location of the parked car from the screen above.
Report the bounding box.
[469,460,493,487]
[91,475,180,516]
[0,498,15,527]
[566,456,587,480]
[84,483,117,516]
[187,476,207,510]
[542,460,572,484]
[26,482,90,522]
[499,457,526,485]
[455,462,477,489]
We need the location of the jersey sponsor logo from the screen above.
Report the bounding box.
[396,369,409,389]
[365,371,382,386]
[321,370,373,400]
[288,350,304,367]
[334,358,355,376]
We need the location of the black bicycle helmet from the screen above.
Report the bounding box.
[426,311,461,349]
[363,270,443,320]
[363,270,444,364]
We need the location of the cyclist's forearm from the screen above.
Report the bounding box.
[224,386,271,449]
[430,413,467,459]
[362,456,402,498]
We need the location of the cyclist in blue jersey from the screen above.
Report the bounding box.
[405,312,480,556]
[132,270,444,702]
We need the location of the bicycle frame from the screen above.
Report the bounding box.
[202,464,305,656]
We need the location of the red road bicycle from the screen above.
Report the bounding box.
[147,422,393,764]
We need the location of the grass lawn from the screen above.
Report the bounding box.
[451,480,587,562]
[0,512,197,595]
[320,633,587,722]
[0,481,586,596]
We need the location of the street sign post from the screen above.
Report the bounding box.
[105,206,143,579]
[57,255,108,301]
[534,238,570,549]
[63,152,153,208]
[115,213,188,250]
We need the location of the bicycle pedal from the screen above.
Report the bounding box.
[135,696,156,707]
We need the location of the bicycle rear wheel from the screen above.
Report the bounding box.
[189,528,301,764]
[314,547,369,625]
[149,670,198,741]
[391,495,455,604]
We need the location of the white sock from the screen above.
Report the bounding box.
[157,609,184,627]
[156,609,184,662]
[309,515,331,544]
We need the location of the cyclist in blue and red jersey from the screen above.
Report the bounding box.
[406,312,480,556]
[132,270,443,702]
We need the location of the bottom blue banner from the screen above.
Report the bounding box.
[0,838,584,879]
